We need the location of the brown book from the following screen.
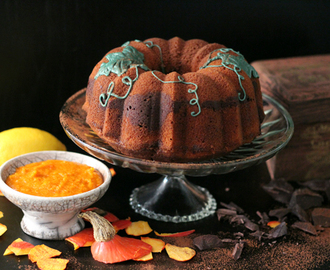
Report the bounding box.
[252,55,330,181]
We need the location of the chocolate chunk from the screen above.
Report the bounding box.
[250,230,265,241]
[217,208,237,221]
[256,211,270,225]
[268,222,287,239]
[193,235,224,251]
[290,204,310,222]
[289,188,323,210]
[232,242,244,260]
[299,179,330,192]
[291,221,317,235]
[268,208,291,221]
[312,208,330,227]
[263,179,294,204]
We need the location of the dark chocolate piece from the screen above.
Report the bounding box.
[289,188,323,210]
[262,179,294,204]
[268,222,287,239]
[291,221,317,235]
[232,242,244,260]
[312,208,330,227]
[193,235,224,251]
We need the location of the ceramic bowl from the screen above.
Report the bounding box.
[0,151,111,240]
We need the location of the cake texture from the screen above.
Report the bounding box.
[83,37,265,162]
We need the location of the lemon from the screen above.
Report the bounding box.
[0,127,66,166]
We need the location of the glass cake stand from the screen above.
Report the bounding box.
[60,89,294,223]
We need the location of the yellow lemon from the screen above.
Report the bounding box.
[0,127,66,166]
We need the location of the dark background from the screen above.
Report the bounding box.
[1,0,330,149]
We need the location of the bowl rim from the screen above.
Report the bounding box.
[0,150,111,202]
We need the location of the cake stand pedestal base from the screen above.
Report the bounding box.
[129,175,217,223]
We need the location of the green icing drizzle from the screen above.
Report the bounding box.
[150,71,200,116]
[200,48,259,101]
[95,40,201,116]
[95,45,148,79]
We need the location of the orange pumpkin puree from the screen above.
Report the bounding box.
[6,160,103,197]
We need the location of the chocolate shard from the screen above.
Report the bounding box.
[230,215,259,231]
[312,208,330,227]
[228,202,245,214]
[291,221,317,235]
[268,208,291,221]
[193,235,224,251]
[290,204,310,222]
[217,208,237,221]
[232,241,244,260]
[299,179,329,192]
[250,230,265,241]
[256,211,270,225]
[288,188,324,210]
[268,222,287,239]
[262,179,294,204]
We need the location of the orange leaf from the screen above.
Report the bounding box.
[134,252,153,261]
[4,238,34,256]
[28,244,62,263]
[0,223,7,236]
[91,234,152,264]
[109,168,116,177]
[141,237,165,253]
[112,219,132,231]
[36,258,69,270]
[65,228,94,250]
[125,221,152,236]
[0,211,3,218]
[103,212,119,223]
[165,243,196,262]
[0,190,3,196]
[154,229,195,237]
[267,221,281,228]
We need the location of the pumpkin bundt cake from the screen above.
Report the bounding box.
[83,37,264,162]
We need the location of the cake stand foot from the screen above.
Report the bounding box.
[129,175,217,223]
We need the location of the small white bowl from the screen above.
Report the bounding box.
[0,151,111,240]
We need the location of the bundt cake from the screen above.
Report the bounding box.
[83,37,265,162]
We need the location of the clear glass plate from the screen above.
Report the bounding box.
[60,89,294,222]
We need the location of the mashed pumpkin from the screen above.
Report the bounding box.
[6,160,103,197]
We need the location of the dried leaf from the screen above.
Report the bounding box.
[267,221,281,228]
[193,235,223,251]
[165,243,196,262]
[36,258,69,270]
[0,211,3,218]
[65,228,94,250]
[291,221,317,235]
[28,244,62,263]
[112,219,132,232]
[0,223,7,236]
[141,237,165,253]
[154,229,195,237]
[125,221,152,236]
[4,238,34,256]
